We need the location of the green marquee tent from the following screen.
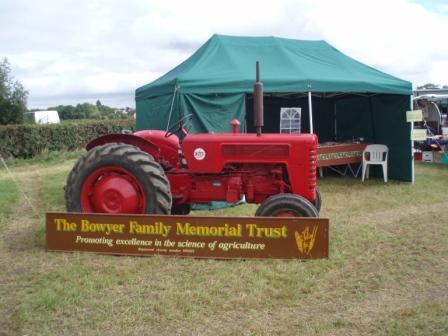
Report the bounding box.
[136,34,413,181]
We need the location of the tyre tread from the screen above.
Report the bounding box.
[65,143,172,214]
[255,193,318,217]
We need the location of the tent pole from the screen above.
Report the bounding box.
[308,91,314,133]
[165,86,179,130]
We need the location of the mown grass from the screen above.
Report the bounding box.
[0,155,447,335]
[0,149,85,169]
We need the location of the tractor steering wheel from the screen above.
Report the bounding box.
[165,114,193,138]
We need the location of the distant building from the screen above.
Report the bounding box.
[116,107,136,118]
[413,88,448,96]
[27,110,60,124]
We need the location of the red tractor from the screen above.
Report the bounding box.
[65,64,320,217]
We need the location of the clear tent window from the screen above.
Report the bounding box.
[280,107,301,134]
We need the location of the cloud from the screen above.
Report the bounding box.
[305,0,448,85]
[0,0,447,108]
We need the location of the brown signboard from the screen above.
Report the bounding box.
[318,143,368,167]
[46,213,329,260]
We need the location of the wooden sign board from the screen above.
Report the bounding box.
[46,213,329,260]
[406,110,423,122]
[317,143,367,167]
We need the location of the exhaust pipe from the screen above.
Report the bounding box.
[253,61,264,136]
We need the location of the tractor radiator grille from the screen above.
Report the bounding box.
[309,147,317,190]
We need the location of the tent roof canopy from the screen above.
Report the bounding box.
[136,34,411,99]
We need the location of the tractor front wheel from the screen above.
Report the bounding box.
[311,188,322,213]
[65,143,172,214]
[255,193,319,217]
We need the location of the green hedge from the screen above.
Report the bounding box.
[0,119,135,159]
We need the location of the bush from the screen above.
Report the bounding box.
[0,58,28,125]
[0,119,135,159]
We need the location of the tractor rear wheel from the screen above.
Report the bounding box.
[255,193,318,217]
[65,143,172,214]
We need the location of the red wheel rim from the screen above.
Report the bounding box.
[81,166,146,213]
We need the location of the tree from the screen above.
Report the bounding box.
[417,83,439,90]
[51,103,100,120]
[0,58,28,125]
[50,105,77,120]
[52,102,130,121]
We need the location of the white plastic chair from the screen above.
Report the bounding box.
[361,144,389,182]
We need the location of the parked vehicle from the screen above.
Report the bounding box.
[65,63,320,217]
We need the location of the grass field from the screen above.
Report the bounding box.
[0,152,447,335]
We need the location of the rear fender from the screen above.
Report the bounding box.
[86,134,160,161]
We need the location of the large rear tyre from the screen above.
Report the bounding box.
[255,193,319,217]
[65,143,172,214]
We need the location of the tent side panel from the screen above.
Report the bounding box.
[179,93,246,133]
[136,94,178,131]
[371,94,412,182]
[334,96,375,143]
[311,98,335,142]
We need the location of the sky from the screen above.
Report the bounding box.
[0,0,447,109]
